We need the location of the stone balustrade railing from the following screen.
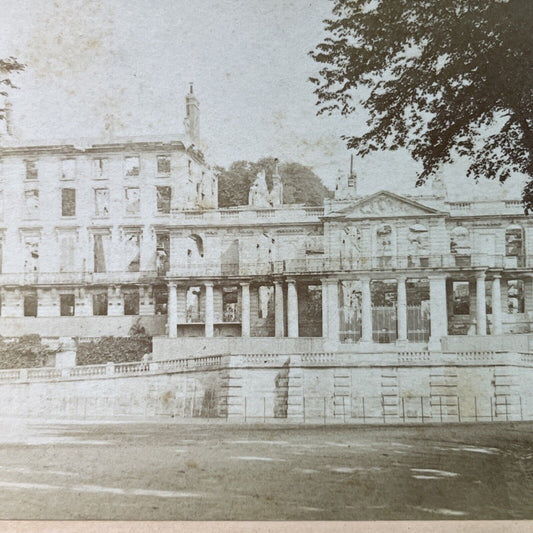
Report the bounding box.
[0,253,530,287]
[168,254,532,278]
[0,350,532,385]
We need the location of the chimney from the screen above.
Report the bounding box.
[347,153,357,196]
[184,83,200,142]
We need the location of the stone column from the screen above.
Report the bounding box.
[429,275,447,350]
[397,276,408,342]
[167,281,177,338]
[476,272,487,335]
[361,276,373,342]
[205,282,214,338]
[491,275,502,335]
[274,281,285,337]
[323,279,339,344]
[240,282,250,337]
[321,279,329,339]
[287,279,299,338]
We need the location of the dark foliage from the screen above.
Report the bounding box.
[310,0,533,210]
[76,336,152,366]
[0,335,55,369]
[0,57,24,119]
[216,157,332,207]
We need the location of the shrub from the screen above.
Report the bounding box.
[76,336,152,366]
[0,335,56,369]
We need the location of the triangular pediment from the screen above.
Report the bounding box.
[329,191,444,219]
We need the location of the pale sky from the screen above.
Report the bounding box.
[0,0,525,198]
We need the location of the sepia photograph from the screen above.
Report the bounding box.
[0,0,533,527]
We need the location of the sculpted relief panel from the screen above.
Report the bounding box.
[342,193,437,219]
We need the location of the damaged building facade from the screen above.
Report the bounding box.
[3,89,533,421]
[0,88,532,356]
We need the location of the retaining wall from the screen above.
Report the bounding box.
[1,351,533,423]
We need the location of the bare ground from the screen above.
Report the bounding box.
[0,419,532,520]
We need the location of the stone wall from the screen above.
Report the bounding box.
[0,316,166,337]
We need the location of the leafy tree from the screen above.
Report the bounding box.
[216,157,332,207]
[0,57,24,122]
[310,0,533,210]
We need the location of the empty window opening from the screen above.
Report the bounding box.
[125,156,140,177]
[452,281,470,315]
[186,286,202,322]
[156,186,171,214]
[61,188,76,217]
[25,160,38,180]
[258,285,274,319]
[24,293,37,317]
[222,286,239,322]
[94,189,109,217]
[93,292,108,316]
[508,279,525,314]
[157,155,171,175]
[124,290,140,315]
[60,294,75,316]
[61,159,75,180]
[124,187,140,215]
[93,158,108,179]
[154,287,168,315]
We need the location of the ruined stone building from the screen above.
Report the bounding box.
[0,88,531,359]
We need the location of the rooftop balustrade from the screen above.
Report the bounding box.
[170,205,324,224]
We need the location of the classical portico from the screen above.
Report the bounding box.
[164,268,519,347]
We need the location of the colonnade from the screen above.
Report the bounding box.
[166,280,300,339]
[166,271,505,342]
